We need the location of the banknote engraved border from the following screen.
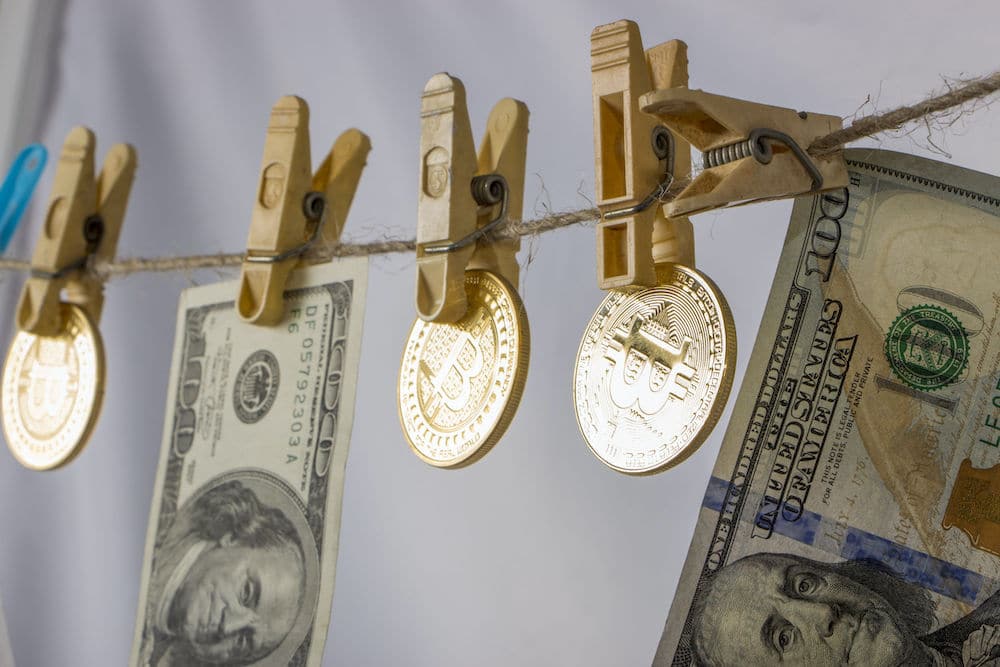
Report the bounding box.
[846,159,1000,210]
[292,279,354,665]
[141,279,356,666]
[669,154,1000,664]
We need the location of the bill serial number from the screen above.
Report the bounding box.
[286,305,322,452]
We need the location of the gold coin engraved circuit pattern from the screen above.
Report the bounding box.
[574,265,736,475]
[2,303,105,470]
[398,270,529,468]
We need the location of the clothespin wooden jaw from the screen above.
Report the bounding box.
[416,73,528,323]
[237,95,370,326]
[16,126,136,336]
[640,87,849,218]
[467,98,528,291]
[591,20,694,291]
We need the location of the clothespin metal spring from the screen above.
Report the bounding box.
[244,191,327,265]
[28,215,105,281]
[602,125,675,222]
[422,173,508,255]
[703,127,824,192]
[236,96,371,326]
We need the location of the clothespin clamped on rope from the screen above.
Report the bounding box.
[591,20,695,290]
[237,95,370,326]
[398,73,531,470]
[2,128,135,471]
[16,127,135,336]
[591,19,850,289]
[0,143,47,253]
[415,73,528,322]
[640,68,849,218]
[577,21,746,477]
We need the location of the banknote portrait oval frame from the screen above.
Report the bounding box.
[657,152,1000,665]
[153,469,321,666]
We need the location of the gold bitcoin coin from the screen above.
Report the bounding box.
[398,270,529,468]
[574,264,735,475]
[2,303,105,470]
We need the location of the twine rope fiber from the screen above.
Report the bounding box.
[2,70,999,281]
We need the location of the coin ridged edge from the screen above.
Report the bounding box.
[396,270,530,468]
[633,266,736,475]
[1,303,106,471]
[572,264,737,476]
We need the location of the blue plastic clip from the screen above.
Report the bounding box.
[0,143,47,253]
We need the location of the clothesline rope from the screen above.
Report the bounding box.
[2,70,999,281]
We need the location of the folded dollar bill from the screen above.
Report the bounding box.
[655,149,1000,667]
[131,259,367,666]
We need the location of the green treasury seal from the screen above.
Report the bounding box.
[884,304,968,391]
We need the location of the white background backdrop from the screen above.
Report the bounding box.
[1,1,999,665]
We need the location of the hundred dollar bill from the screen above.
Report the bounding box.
[655,149,1000,667]
[131,259,367,667]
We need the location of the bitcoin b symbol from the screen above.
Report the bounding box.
[24,338,75,426]
[420,308,488,418]
[26,362,71,422]
[573,265,735,474]
[606,315,696,415]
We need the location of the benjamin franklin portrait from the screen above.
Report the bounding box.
[687,552,1000,666]
[138,474,320,666]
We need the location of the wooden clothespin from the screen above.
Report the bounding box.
[640,73,849,218]
[591,19,694,291]
[16,127,136,336]
[237,95,370,325]
[416,73,528,322]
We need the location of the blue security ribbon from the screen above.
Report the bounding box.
[0,143,47,253]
